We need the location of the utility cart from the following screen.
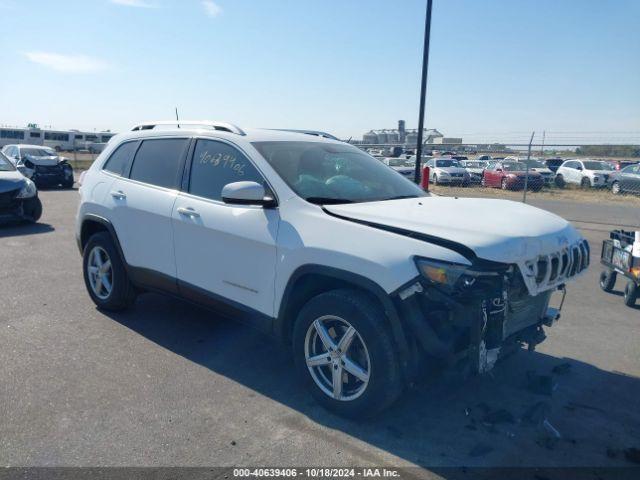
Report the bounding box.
[599,229,640,307]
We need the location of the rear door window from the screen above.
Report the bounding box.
[129,138,188,189]
[103,141,138,176]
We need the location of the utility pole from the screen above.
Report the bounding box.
[414,0,434,184]
[523,131,535,204]
[540,130,545,156]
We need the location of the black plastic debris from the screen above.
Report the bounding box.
[526,371,558,396]
[522,401,551,425]
[551,362,572,375]
[624,447,640,464]
[483,408,515,425]
[469,443,494,457]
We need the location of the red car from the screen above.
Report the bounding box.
[482,161,544,191]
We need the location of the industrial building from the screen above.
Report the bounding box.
[362,120,449,145]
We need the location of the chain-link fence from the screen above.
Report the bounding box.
[355,143,640,208]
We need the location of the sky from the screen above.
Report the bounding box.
[1,0,639,144]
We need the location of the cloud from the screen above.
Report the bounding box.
[25,52,109,73]
[201,0,221,17]
[110,0,156,7]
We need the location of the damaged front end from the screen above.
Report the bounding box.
[395,252,585,377]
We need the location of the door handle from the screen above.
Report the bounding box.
[110,190,126,199]
[177,207,200,218]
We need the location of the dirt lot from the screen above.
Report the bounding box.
[0,187,639,475]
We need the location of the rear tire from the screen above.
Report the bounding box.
[581,177,591,189]
[501,178,509,190]
[624,281,638,307]
[481,176,486,187]
[292,289,403,419]
[83,232,136,311]
[599,270,616,292]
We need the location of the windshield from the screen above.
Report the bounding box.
[22,148,55,157]
[0,152,16,171]
[252,141,426,204]
[522,160,546,168]
[502,162,528,171]
[435,159,461,168]
[583,161,614,171]
[462,161,485,168]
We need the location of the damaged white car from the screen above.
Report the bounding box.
[0,151,42,224]
[76,122,589,418]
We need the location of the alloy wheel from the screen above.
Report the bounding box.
[304,315,371,401]
[87,246,113,300]
[612,182,621,195]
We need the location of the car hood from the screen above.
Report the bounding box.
[24,155,61,166]
[435,167,467,174]
[464,167,484,174]
[529,168,554,175]
[0,170,27,193]
[324,196,583,265]
[392,166,414,173]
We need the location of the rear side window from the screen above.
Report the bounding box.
[129,138,188,189]
[103,141,138,176]
[189,139,264,201]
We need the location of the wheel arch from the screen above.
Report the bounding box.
[79,214,127,269]
[274,265,410,363]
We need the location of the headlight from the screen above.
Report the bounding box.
[16,179,37,199]
[415,258,476,291]
[439,171,450,177]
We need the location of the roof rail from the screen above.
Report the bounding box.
[270,129,339,141]
[131,121,246,136]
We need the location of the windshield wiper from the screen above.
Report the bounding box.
[384,195,421,201]
[306,197,355,205]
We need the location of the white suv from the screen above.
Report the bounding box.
[76,121,589,418]
[555,159,615,188]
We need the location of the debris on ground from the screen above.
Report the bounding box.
[551,362,572,375]
[469,443,494,457]
[522,401,551,425]
[526,371,558,396]
[542,419,562,439]
[624,447,640,464]
[482,408,516,425]
[564,401,606,414]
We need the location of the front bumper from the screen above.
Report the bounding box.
[32,165,73,186]
[394,267,567,376]
[0,191,41,223]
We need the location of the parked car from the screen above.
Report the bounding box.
[520,159,556,185]
[1,144,74,188]
[608,159,638,171]
[76,120,588,418]
[554,159,615,188]
[482,161,544,191]
[610,164,640,195]
[0,151,42,223]
[544,158,565,173]
[459,160,488,184]
[477,155,493,162]
[380,157,415,181]
[424,158,470,185]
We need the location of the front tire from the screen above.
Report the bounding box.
[599,270,616,292]
[501,178,509,190]
[83,232,136,311]
[555,175,565,188]
[292,289,403,419]
[624,281,638,307]
[23,197,42,223]
[611,181,621,195]
[581,177,591,189]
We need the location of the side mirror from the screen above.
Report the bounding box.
[576,166,583,171]
[496,168,503,172]
[221,181,276,207]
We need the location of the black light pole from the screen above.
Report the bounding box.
[414,0,434,184]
